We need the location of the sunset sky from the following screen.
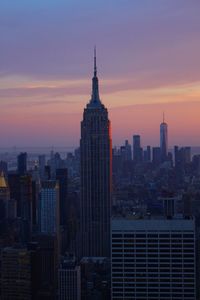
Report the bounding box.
[0,0,200,148]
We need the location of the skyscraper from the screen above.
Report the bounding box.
[17,152,27,175]
[160,113,168,162]
[1,247,32,299]
[39,180,59,235]
[133,135,143,163]
[111,217,196,300]
[80,49,112,257]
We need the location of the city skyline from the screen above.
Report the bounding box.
[0,1,200,147]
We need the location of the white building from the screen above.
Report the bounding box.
[111,217,196,300]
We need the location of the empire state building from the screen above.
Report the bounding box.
[80,50,112,257]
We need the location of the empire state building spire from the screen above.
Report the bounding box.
[89,47,102,107]
[80,50,112,257]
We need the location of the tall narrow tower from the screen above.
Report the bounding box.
[160,113,168,162]
[80,49,112,257]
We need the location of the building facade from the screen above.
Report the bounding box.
[39,180,59,234]
[111,218,196,300]
[133,135,143,163]
[1,247,31,300]
[80,50,112,257]
[58,256,81,300]
[160,115,168,162]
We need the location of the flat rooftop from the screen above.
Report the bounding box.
[112,218,195,231]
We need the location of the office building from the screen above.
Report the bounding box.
[31,235,59,299]
[39,180,59,234]
[17,152,27,175]
[133,135,143,163]
[56,168,68,226]
[8,174,32,241]
[144,146,151,162]
[1,247,31,299]
[80,49,112,257]
[38,154,46,179]
[111,217,196,300]
[152,147,161,166]
[58,255,81,300]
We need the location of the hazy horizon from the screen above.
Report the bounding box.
[0,0,200,147]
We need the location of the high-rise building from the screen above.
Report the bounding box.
[80,49,112,257]
[152,147,161,165]
[8,174,32,242]
[111,217,196,300]
[56,168,68,226]
[144,145,151,162]
[17,152,27,175]
[38,154,46,179]
[160,114,168,162]
[31,235,59,299]
[39,180,59,235]
[1,247,32,299]
[133,135,143,163]
[121,140,132,162]
[58,255,81,300]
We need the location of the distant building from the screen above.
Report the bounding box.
[111,217,196,300]
[39,180,59,235]
[175,146,191,168]
[133,135,143,163]
[0,160,8,176]
[7,174,32,241]
[121,140,132,161]
[56,168,68,226]
[17,152,27,175]
[38,155,46,179]
[144,145,151,162]
[152,147,161,165]
[160,114,168,162]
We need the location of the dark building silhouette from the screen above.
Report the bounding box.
[120,140,132,162]
[38,155,46,179]
[56,168,68,226]
[144,145,151,162]
[81,257,110,300]
[1,247,32,299]
[152,147,161,166]
[80,49,112,257]
[0,161,8,176]
[31,235,59,299]
[17,152,27,175]
[160,114,168,162]
[8,174,32,242]
[133,135,143,163]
